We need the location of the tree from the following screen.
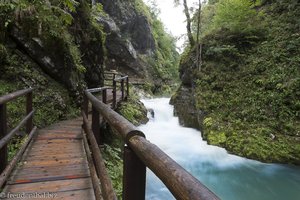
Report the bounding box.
[174,0,195,46]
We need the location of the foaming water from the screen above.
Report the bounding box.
[138,98,300,200]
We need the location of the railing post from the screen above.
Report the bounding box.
[26,91,33,134]
[83,94,89,118]
[126,77,129,100]
[123,145,146,200]
[121,79,124,100]
[113,79,117,109]
[102,88,107,104]
[0,104,7,174]
[92,106,102,145]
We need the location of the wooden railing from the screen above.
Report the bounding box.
[82,86,220,200]
[0,88,37,188]
[104,71,129,108]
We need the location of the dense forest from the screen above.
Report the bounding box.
[172,0,300,164]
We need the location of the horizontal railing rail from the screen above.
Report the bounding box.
[0,88,37,189]
[82,111,117,200]
[82,87,220,200]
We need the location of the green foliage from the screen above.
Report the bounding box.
[102,144,123,199]
[150,11,179,83]
[8,135,28,161]
[0,0,86,73]
[117,95,148,126]
[0,43,7,63]
[0,48,79,128]
[133,0,152,20]
[212,0,258,32]
[180,0,300,164]
[133,0,179,89]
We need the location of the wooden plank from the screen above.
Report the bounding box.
[19,157,87,167]
[10,168,89,180]
[9,174,90,185]
[5,178,93,193]
[24,153,86,161]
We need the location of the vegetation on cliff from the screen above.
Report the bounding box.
[174,0,300,164]
[0,0,180,192]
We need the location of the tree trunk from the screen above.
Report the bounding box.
[183,0,195,47]
[196,0,202,71]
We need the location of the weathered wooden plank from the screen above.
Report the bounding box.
[19,157,87,168]
[5,178,93,193]
[10,168,89,180]
[24,153,85,161]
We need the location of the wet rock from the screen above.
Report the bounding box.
[170,85,204,130]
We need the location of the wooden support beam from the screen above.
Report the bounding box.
[92,106,101,145]
[122,145,146,200]
[0,104,7,174]
[26,92,33,134]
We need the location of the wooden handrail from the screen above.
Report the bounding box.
[0,88,33,105]
[0,126,37,188]
[0,110,35,149]
[114,75,128,82]
[83,88,220,200]
[0,88,35,187]
[82,111,117,200]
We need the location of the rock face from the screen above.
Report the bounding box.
[8,1,106,97]
[10,26,84,95]
[170,84,202,130]
[97,0,156,79]
[171,48,201,129]
[71,1,105,88]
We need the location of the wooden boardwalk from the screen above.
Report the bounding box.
[2,118,95,200]
[0,73,219,200]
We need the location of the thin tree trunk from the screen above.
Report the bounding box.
[183,0,195,47]
[196,0,202,71]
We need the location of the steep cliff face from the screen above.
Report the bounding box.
[0,0,178,127]
[96,0,154,79]
[0,0,105,126]
[172,0,300,164]
[97,0,179,89]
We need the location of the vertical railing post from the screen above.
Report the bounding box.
[121,79,124,100]
[126,77,129,100]
[0,104,7,174]
[26,91,33,134]
[113,79,117,109]
[92,106,101,145]
[83,94,89,118]
[123,145,146,200]
[102,88,107,104]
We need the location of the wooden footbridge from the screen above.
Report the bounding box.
[0,72,219,200]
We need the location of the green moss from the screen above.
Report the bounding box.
[117,95,148,126]
[178,0,300,164]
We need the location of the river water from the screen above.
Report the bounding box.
[138,98,300,200]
